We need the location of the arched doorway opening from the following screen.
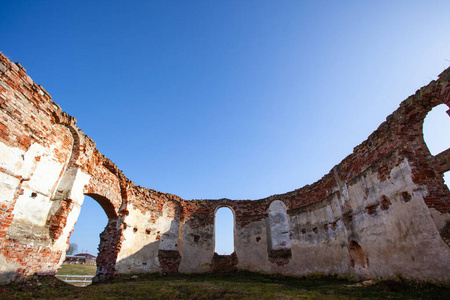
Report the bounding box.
[68,195,108,255]
[56,194,113,286]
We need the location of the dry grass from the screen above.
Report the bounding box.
[1,270,449,299]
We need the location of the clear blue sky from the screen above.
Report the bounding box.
[2,1,449,256]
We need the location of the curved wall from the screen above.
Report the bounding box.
[0,52,449,284]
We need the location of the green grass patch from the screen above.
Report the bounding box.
[58,264,97,276]
[1,271,449,299]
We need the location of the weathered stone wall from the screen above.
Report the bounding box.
[1,52,449,285]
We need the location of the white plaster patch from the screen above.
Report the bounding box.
[26,150,67,197]
[53,167,91,205]
[326,204,334,222]
[344,159,450,281]
[158,202,180,251]
[0,142,44,179]
[178,223,214,273]
[11,188,53,227]
[0,172,20,202]
[235,220,271,273]
[330,195,343,219]
[115,203,160,273]
[429,208,450,232]
[69,169,91,204]
[347,179,366,211]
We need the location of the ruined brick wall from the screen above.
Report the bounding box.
[206,70,450,280]
[0,53,126,284]
[113,185,185,275]
[0,56,75,283]
[1,52,449,284]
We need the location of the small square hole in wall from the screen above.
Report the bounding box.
[400,191,412,203]
[380,195,391,210]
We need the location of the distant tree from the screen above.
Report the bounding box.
[67,243,78,255]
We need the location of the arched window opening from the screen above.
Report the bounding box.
[215,207,234,255]
[445,171,449,190]
[423,104,450,190]
[267,200,291,251]
[423,104,450,156]
[267,200,292,265]
[56,195,108,286]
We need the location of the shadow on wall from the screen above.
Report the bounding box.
[114,204,183,275]
[158,209,182,274]
[115,202,238,275]
[159,201,182,252]
[0,271,20,286]
[114,238,181,274]
[74,82,450,283]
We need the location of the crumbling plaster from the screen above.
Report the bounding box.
[0,52,449,285]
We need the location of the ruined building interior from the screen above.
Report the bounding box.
[0,52,449,285]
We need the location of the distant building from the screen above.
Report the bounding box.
[64,253,97,265]
[74,253,97,259]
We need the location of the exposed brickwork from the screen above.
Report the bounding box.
[0,53,128,283]
[210,252,238,272]
[93,218,124,283]
[268,249,292,266]
[158,250,181,273]
[0,60,54,152]
[47,199,73,242]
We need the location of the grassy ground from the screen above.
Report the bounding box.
[58,264,97,276]
[56,264,97,287]
[1,271,449,299]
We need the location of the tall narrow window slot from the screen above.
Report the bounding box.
[215,207,234,255]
